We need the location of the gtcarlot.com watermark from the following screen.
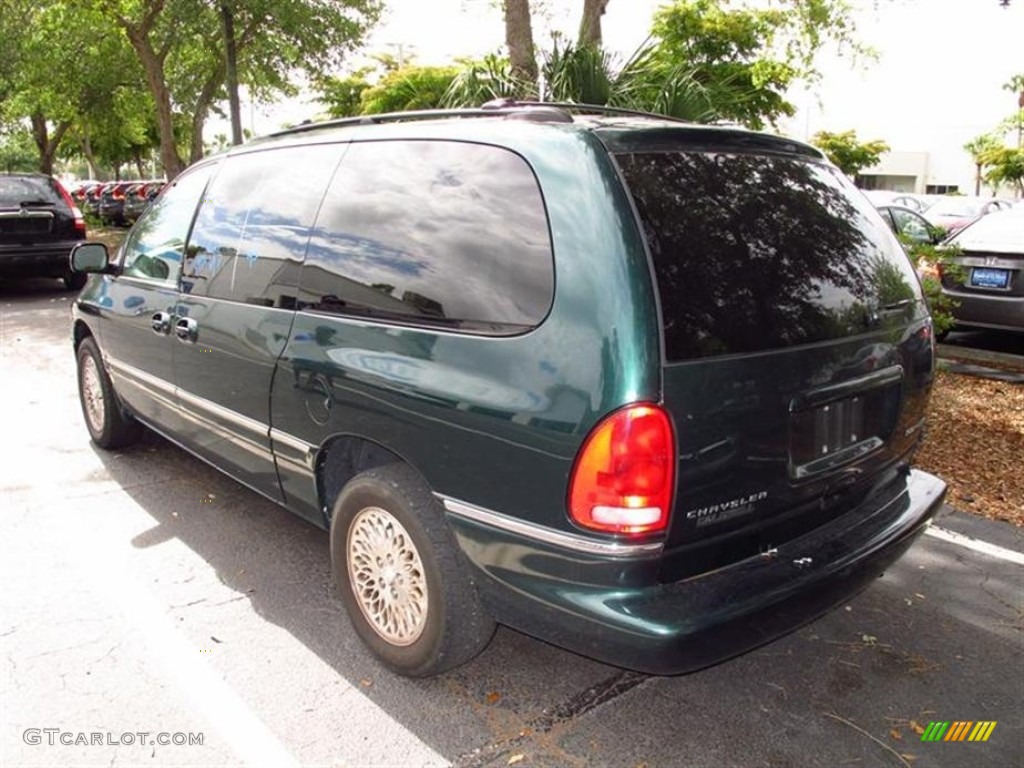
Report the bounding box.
[23,729,204,747]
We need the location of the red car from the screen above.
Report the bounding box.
[924,196,1013,236]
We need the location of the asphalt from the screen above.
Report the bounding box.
[2,278,1022,768]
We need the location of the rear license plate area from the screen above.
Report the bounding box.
[789,385,899,479]
[0,213,53,237]
[970,267,1010,289]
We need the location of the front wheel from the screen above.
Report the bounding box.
[76,336,142,449]
[330,464,495,677]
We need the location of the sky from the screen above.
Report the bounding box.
[239,0,1024,167]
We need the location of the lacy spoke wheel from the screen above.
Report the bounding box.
[80,354,106,436]
[347,506,429,646]
[332,464,495,676]
[76,336,142,450]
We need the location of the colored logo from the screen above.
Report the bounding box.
[921,721,997,742]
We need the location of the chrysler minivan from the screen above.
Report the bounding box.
[70,102,947,677]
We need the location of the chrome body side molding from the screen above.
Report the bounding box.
[440,496,664,558]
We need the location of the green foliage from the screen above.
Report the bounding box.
[318,0,865,130]
[443,55,532,106]
[444,41,764,124]
[77,0,383,176]
[360,66,460,114]
[902,240,964,336]
[0,126,36,172]
[647,0,867,129]
[319,75,373,118]
[811,130,889,177]
[0,1,148,173]
[542,40,614,105]
[649,0,796,127]
[964,133,1003,165]
[980,145,1024,196]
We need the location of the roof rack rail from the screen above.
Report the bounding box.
[264,100,685,140]
[481,99,690,124]
[265,105,572,139]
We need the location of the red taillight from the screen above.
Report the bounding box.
[55,180,86,237]
[568,404,675,536]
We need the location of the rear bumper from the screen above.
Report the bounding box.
[943,288,1024,332]
[0,241,80,278]
[446,468,946,674]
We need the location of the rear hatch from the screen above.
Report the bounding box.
[0,175,76,243]
[608,130,935,580]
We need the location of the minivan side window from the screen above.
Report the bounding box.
[120,165,214,283]
[300,140,554,333]
[182,144,344,307]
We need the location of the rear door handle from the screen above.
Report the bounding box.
[151,311,172,335]
[175,317,198,343]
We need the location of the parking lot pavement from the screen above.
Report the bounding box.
[2,279,1022,768]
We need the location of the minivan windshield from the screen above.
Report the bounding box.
[616,151,921,361]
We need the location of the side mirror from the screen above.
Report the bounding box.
[71,242,110,273]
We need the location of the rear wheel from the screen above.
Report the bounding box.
[330,464,495,677]
[76,336,142,449]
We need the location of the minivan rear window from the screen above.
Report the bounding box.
[0,176,62,207]
[616,152,921,361]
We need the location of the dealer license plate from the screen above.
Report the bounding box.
[970,268,1010,289]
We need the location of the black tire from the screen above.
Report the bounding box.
[64,270,87,291]
[330,464,495,677]
[76,336,142,449]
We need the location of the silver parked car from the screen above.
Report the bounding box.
[941,208,1024,336]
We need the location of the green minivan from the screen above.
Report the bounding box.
[71,103,947,677]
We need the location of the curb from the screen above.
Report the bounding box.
[936,343,1024,371]
[933,504,1024,556]
[936,358,1024,383]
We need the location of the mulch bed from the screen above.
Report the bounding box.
[916,370,1024,526]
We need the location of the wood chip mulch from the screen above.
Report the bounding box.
[915,370,1024,526]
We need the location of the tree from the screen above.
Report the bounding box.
[0,125,36,173]
[981,146,1024,197]
[964,134,1003,195]
[0,1,147,175]
[443,55,531,106]
[504,0,538,93]
[648,0,869,129]
[89,0,382,178]
[360,66,459,114]
[578,0,611,46]
[811,130,889,177]
[1003,73,1024,147]
[318,74,373,118]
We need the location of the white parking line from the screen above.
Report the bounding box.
[85,535,303,768]
[65,492,448,768]
[925,525,1024,566]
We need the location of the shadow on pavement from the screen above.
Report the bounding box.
[91,431,1024,767]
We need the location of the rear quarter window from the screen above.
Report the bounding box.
[616,151,921,361]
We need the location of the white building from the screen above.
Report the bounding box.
[856,150,1004,197]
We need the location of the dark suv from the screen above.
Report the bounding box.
[69,103,946,677]
[1,172,87,289]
